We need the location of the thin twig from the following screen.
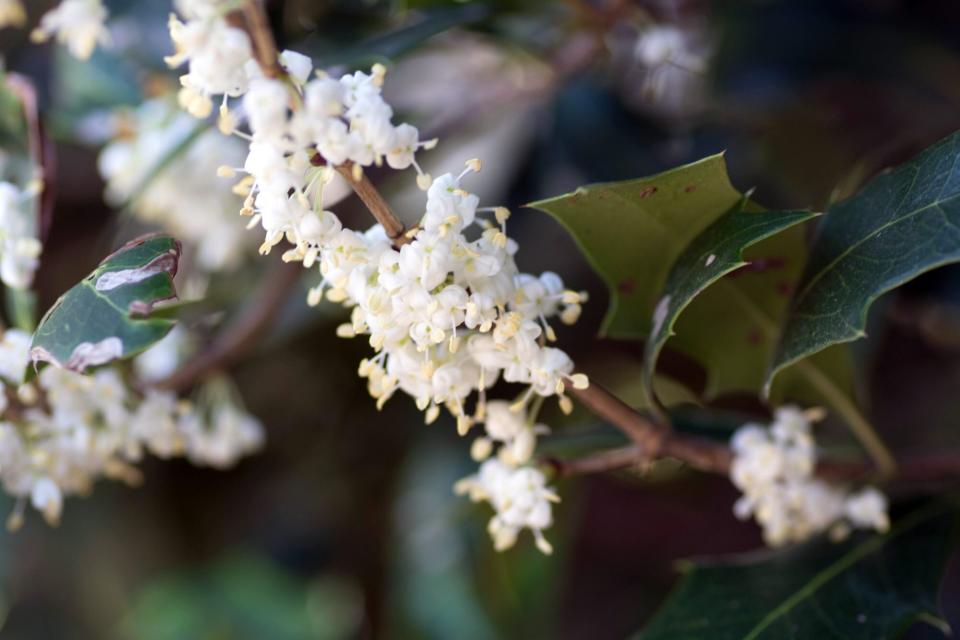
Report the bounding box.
[332,162,413,246]
[240,0,284,78]
[569,381,667,455]
[157,261,301,392]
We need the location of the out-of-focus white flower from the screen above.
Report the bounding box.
[98,99,252,273]
[730,407,890,547]
[184,402,264,469]
[0,329,264,528]
[0,180,42,290]
[30,0,110,60]
[0,0,25,29]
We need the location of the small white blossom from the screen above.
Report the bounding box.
[30,0,110,60]
[456,458,558,554]
[0,181,42,290]
[730,407,890,547]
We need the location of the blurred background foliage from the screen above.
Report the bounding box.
[3,0,960,637]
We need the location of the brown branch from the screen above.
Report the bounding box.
[332,162,413,246]
[239,1,284,78]
[569,381,667,454]
[156,261,301,392]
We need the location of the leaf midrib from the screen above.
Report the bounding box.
[741,502,951,639]
[791,167,960,310]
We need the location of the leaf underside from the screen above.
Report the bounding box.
[530,154,744,339]
[531,157,861,429]
[639,503,958,640]
[642,196,816,406]
[30,234,181,375]
[767,130,960,393]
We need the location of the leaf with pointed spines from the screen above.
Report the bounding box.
[642,196,816,407]
[29,234,181,375]
[639,502,959,640]
[529,157,862,433]
[767,130,960,394]
[529,154,744,338]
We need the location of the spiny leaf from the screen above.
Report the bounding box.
[639,502,959,640]
[30,234,181,374]
[767,130,960,395]
[530,154,744,338]
[642,196,816,407]
[530,157,869,451]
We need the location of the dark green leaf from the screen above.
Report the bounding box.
[640,502,959,640]
[30,234,181,374]
[767,130,960,394]
[642,196,815,406]
[530,154,744,338]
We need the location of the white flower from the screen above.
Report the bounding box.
[845,488,890,532]
[185,402,264,468]
[0,181,42,290]
[0,326,265,529]
[0,328,30,383]
[98,100,252,272]
[456,458,558,554]
[279,50,313,85]
[729,407,889,547]
[30,477,63,525]
[31,0,110,60]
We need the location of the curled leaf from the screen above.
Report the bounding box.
[30,234,181,374]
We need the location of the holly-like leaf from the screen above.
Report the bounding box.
[530,154,744,338]
[767,130,960,394]
[640,502,958,640]
[642,196,816,406]
[30,234,181,374]
[531,158,872,453]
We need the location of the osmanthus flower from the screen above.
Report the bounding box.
[0,0,25,29]
[30,0,110,60]
[455,458,559,554]
[0,329,264,529]
[729,406,889,547]
[0,180,42,290]
[161,20,588,553]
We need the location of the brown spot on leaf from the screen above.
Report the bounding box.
[746,329,762,345]
[639,186,658,199]
[618,279,636,294]
[684,185,697,193]
[777,281,793,296]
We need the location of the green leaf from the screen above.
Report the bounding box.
[531,157,878,463]
[641,196,816,407]
[29,234,181,374]
[640,502,959,640]
[767,130,960,394]
[530,154,744,338]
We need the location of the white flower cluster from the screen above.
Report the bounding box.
[165,0,258,119]
[98,99,252,273]
[236,60,434,258]
[30,0,110,60]
[730,407,890,547]
[164,12,588,554]
[0,329,263,528]
[0,178,42,289]
[455,401,557,553]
